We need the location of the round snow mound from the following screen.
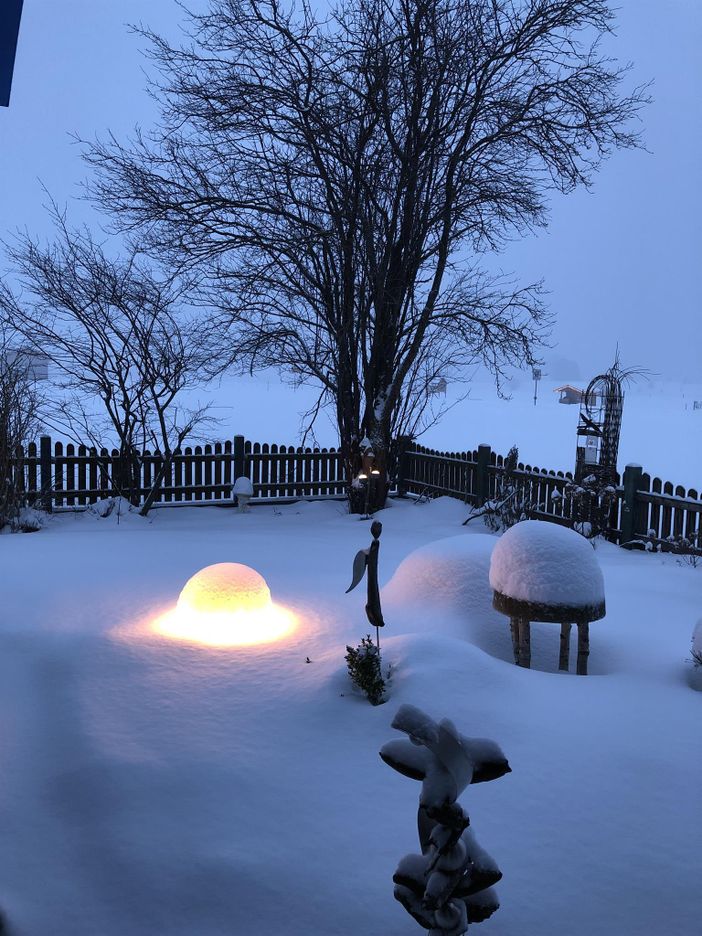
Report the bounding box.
[177,562,272,615]
[489,520,604,607]
[382,533,497,616]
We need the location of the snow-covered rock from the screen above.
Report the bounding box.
[382,533,497,617]
[489,520,605,608]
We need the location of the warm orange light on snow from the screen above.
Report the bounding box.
[152,562,296,647]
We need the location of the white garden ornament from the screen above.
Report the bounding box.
[232,475,254,511]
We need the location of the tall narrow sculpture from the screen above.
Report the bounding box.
[381,705,511,935]
[346,519,385,650]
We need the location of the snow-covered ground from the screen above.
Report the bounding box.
[0,497,699,935]
[180,372,702,488]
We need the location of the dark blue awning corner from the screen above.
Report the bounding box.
[0,0,25,107]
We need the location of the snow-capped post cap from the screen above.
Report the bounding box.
[232,476,254,496]
[489,519,605,619]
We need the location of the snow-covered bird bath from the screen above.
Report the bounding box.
[489,521,606,673]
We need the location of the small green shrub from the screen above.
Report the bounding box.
[345,635,387,705]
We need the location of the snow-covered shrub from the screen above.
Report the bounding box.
[565,473,617,540]
[667,531,702,567]
[87,496,135,519]
[345,635,387,705]
[464,446,541,532]
[11,506,45,533]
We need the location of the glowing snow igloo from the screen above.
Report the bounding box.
[154,562,296,647]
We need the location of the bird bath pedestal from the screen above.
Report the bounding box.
[492,591,605,674]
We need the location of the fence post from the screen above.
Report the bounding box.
[395,435,412,496]
[233,435,246,482]
[620,463,643,544]
[40,434,52,513]
[476,443,491,506]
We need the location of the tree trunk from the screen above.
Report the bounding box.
[346,424,392,514]
[139,453,172,517]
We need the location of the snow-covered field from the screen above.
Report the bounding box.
[184,372,702,489]
[0,497,699,935]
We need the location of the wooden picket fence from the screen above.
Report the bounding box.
[11,435,347,509]
[7,434,701,553]
[399,440,702,553]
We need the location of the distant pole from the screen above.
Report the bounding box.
[532,367,541,407]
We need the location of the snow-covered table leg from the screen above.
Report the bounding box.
[517,617,531,668]
[559,622,572,671]
[577,622,590,675]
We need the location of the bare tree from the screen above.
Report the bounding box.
[0,328,44,530]
[83,0,647,510]
[0,214,212,515]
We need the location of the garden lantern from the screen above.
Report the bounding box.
[152,562,296,647]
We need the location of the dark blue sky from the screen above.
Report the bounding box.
[1,0,700,379]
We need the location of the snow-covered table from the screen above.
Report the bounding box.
[489,521,606,674]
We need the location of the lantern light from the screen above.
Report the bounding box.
[152,562,296,647]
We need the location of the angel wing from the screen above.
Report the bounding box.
[345,548,369,593]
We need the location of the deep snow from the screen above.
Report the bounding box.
[0,496,699,935]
